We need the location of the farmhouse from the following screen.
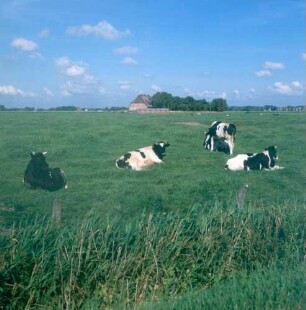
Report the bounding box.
[128,94,170,113]
[129,94,152,111]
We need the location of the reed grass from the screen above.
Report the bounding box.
[0,201,305,309]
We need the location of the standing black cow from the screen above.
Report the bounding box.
[24,152,67,191]
[203,121,236,155]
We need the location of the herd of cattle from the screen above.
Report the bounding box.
[23,120,284,192]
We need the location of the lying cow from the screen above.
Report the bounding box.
[203,136,230,155]
[115,141,170,171]
[225,146,284,171]
[24,152,67,191]
[204,121,236,155]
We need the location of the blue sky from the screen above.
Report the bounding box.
[0,0,305,108]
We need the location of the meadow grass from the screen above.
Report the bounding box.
[0,110,305,309]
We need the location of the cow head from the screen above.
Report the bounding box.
[265,146,278,160]
[30,151,49,169]
[153,141,170,160]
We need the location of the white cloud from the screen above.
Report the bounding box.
[55,57,87,77]
[221,92,227,99]
[43,87,54,96]
[292,81,302,89]
[233,89,240,97]
[11,37,38,51]
[55,56,106,97]
[256,69,272,77]
[113,46,138,55]
[151,84,161,92]
[66,20,131,40]
[121,57,138,65]
[263,61,284,70]
[301,53,306,61]
[270,81,304,96]
[54,56,71,67]
[0,85,35,97]
[271,82,293,95]
[118,81,131,90]
[256,61,285,78]
[65,65,86,77]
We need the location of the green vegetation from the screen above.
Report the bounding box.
[0,111,305,309]
[150,92,228,111]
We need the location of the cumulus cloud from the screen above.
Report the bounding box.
[256,61,285,78]
[65,65,86,77]
[270,81,304,95]
[255,69,272,77]
[121,57,138,65]
[54,56,106,97]
[113,46,138,55]
[11,37,38,51]
[263,61,284,70]
[301,53,306,61]
[55,56,88,77]
[0,85,35,97]
[66,20,131,40]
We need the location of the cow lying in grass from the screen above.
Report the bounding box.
[115,141,170,171]
[225,146,284,171]
[204,121,236,155]
[203,136,230,155]
[24,152,67,191]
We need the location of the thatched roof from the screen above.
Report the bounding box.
[131,94,151,106]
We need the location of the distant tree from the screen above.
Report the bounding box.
[0,105,6,111]
[151,92,175,109]
[211,98,228,111]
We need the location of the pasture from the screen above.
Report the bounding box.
[0,111,305,309]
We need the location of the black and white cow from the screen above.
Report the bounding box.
[115,141,170,171]
[204,121,236,155]
[225,146,284,171]
[24,152,67,191]
[203,136,230,155]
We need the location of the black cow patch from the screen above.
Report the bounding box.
[116,158,132,169]
[153,142,170,160]
[136,150,146,159]
[226,123,237,137]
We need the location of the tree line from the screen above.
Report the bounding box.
[150,92,228,111]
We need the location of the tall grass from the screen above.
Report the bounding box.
[1,201,305,309]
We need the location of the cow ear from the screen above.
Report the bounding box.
[30,152,35,157]
[43,151,48,156]
[274,145,277,149]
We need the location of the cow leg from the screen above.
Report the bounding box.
[204,134,211,149]
[210,137,214,151]
[228,141,234,155]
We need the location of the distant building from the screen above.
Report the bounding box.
[129,94,152,111]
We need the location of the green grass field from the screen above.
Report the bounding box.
[0,111,305,309]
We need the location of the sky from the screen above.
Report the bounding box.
[0,0,305,108]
